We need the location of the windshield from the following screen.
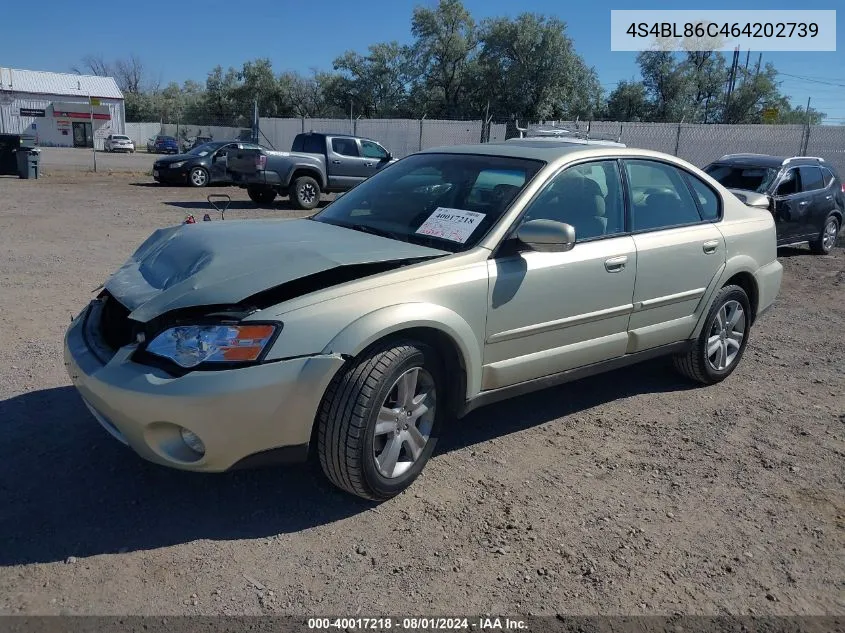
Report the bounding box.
[704,163,778,193]
[188,142,225,156]
[312,152,544,252]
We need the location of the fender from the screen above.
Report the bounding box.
[690,254,760,338]
[282,161,326,189]
[322,302,484,399]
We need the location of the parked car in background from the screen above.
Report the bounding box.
[104,134,135,153]
[703,154,844,254]
[153,141,264,187]
[181,135,213,153]
[147,135,180,155]
[226,132,395,209]
[65,140,782,500]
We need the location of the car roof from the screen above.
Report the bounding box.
[418,139,687,164]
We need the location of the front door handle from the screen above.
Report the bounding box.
[702,240,719,254]
[798,200,810,207]
[331,159,342,165]
[365,162,374,167]
[604,256,628,272]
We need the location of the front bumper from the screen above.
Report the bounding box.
[152,166,189,183]
[63,302,345,472]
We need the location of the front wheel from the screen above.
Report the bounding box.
[247,186,276,205]
[673,285,751,385]
[188,167,208,188]
[809,215,840,255]
[317,342,444,500]
[291,175,320,210]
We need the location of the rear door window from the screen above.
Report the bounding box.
[799,166,824,192]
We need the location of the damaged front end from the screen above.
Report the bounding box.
[90,256,431,377]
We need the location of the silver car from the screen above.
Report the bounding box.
[64,140,783,500]
[104,134,135,153]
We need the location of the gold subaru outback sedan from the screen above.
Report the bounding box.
[64,139,783,500]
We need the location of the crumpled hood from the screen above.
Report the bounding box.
[105,218,448,322]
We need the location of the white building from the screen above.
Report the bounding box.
[0,67,125,150]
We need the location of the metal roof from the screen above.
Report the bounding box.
[0,68,123,100]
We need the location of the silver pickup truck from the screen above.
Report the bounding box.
[226,132,395,210]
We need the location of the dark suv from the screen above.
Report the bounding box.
[703,154,843,254]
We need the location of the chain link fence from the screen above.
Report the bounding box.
[127,114,845,177]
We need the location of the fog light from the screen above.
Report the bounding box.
[179,428,206,456]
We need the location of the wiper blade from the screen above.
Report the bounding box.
[344,223,404,242]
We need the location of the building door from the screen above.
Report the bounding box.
[72,122,92,148]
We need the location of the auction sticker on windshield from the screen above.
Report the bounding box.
[416,208,485,243]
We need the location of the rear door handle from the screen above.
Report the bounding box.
[798,200,810,207]
[331,159,342,165]
[604,256,627,272]
[703,240,719,254]
[365,162,374,167]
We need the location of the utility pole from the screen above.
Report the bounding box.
[89,89,97,173]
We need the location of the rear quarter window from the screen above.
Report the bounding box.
[684,173,721,221]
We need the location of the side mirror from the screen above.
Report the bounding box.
[516,219,576,253]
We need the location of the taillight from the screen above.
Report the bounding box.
[256,155,266,170]
[840,183,844,194]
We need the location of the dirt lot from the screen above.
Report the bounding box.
[0,171,843,617]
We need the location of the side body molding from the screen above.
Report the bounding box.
[322,302,484,399]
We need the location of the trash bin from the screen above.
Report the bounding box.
[17,148,40,180]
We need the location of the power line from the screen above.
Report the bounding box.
[776,72,845,88]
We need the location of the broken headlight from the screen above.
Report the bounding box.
[146,324,278,368]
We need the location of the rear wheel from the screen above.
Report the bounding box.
[809,215,840,255]
[673,285,751,385]
[247,186,276,205]
[291,175,320,210]
[317,342,444,500]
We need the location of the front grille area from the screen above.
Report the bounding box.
[99,293,135,350]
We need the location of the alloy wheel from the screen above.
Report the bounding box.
[190,169,207,187]
[707,300,746,371]
[373,367,436,479]
[822,219,838,251]
[299,183,316,205]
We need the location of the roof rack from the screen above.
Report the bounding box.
[782,156,825,165]
[717,153,774,161]
[507,136,627,147]
[516,124,626,147]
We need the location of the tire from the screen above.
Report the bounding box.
[809,214,840,255]
[317,341,445,501]
[673,285,751,385]
[291,175,321,210]
[188,167,209,188]
[247,186,276,205]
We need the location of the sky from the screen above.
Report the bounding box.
[1,0,843,122]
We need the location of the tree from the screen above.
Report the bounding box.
[477,13,602,121]
[637,51,691,121]
[113,54,148,94]
[71,54,111,77]
[606,81,649,121]
[410,0,478,117]
[330,42,413,116]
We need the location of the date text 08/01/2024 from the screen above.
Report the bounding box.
[626,21,819,39]
[306,617,528,630]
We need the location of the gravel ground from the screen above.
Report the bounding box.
[0,172,843,616]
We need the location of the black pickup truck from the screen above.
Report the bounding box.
[226,132,396,210]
